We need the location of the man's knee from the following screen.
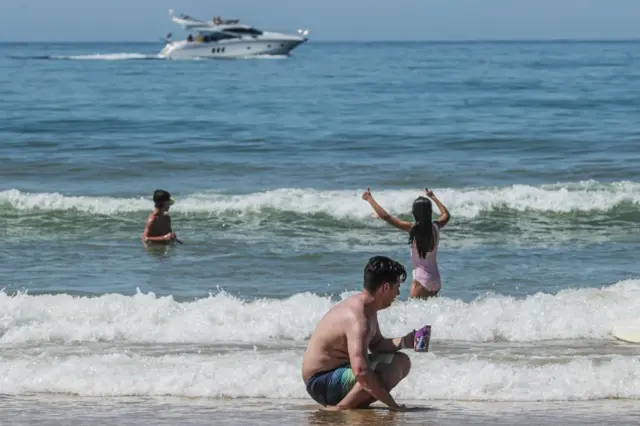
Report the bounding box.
[393,352,412,378]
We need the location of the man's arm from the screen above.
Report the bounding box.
[342,315,401,410]
[369,322,414,353]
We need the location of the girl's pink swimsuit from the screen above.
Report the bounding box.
[410,221,441,292]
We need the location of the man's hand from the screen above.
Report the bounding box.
[401,330,415,350]
[389,404,408,412]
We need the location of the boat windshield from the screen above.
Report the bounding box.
[206,32,239,42]
[223,27,263,36]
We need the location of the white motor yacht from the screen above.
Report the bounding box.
[159,9,310,59]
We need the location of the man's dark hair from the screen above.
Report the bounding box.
[363,255,407,293]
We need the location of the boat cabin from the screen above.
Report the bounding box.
[188,24,264,42]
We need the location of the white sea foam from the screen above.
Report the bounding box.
[1,279,639,401]
[0,349,638,401]
[1,180,639,219]
[49,53,161,61]
[1,279,639,345]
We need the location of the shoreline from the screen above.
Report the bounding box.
[3,396,640,425]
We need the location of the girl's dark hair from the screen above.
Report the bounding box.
[408,196,435,258]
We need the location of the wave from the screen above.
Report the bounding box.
[0,350,638,401]
[2,181,638,247]
[2,279,639,401]
[1,279,639,345]
[2,180,639,219]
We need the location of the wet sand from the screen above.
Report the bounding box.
[2,396,639,426]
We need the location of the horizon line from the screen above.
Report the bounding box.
[2,37,640,44]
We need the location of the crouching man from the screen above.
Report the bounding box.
[301,255,414,411]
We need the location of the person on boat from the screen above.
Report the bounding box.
[213,16,222,25]
[301,255,413,411]
[362,187,451,299]
[142,189,178,245]
[187,34,193,42]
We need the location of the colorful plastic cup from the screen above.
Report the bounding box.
[414,325,431,352]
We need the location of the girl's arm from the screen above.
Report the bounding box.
[362,187,413,232]
[425,188,450,228]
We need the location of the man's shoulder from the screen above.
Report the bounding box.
[345,293,367,309]
[344,295,370,323]
[323,295,365,321]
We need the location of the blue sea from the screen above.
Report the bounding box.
[1,40,640,425]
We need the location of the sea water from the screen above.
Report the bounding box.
[1,40,640,425]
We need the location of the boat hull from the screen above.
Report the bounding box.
[159,38,306,59]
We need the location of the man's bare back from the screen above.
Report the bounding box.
[302,294,377,382]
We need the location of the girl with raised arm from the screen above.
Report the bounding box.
[362,187,450,299]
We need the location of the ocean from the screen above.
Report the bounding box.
[1,40,639,425]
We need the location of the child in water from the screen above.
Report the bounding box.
[363,187,450,299]
[142,189,179,245]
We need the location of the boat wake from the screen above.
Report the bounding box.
[10,52,291,61]
[10,53,163,61]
